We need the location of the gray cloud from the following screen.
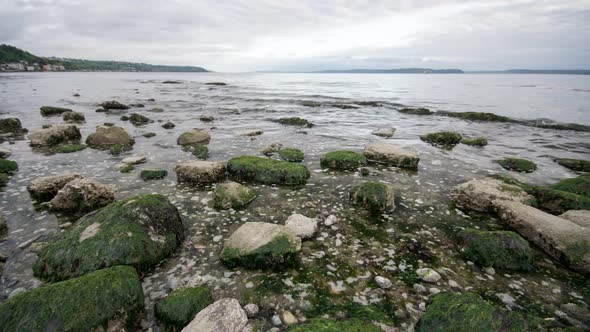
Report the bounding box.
[2,0,589,71]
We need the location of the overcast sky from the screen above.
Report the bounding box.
[1,0,589,72]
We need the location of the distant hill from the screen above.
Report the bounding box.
[468,69,590,75]
[314,68,464,74]
[0,44,44,64]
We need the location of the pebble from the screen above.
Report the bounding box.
[484,267,496,275]
[325,215,337,226]
[413,284,427,293]
[416,268,441,283]
[271,314,283,326]
[496,293,516,307]
[374,276,393,289]
[243,303,259,318]
[281,310,298,325]
[213,235,223,242]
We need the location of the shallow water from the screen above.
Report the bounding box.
[0,72,589,330]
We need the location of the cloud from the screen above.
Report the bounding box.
[2,0,589,71]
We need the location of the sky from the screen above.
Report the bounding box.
[1,0,589,72]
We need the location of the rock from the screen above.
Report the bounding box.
[556,158,590,172]
[27,173,82,201]
[40,106,72,116]
[110,143,127,155]
[244,130,263,137]
[155,285,214,329]
[560,210,590,228]
[129,103,145,108]
[86,125,135,148]
[262,143,282,156]
[0,159,18,174]
[289,318,382,331]
[119,164,134,173]
[284,213,317,239]
[375,276,393,289]
[451,178,533,213]
[200,115,214,122]
[0,214,7,240]
[372,128,396,138]
[420,131,462,149]
[494,200,590,273]
[320,151,367,171]
[415,292,543,332]
[177,129,211,146]
[175,161,226,185]
[62,111,85,123]
[272,315,282,326]
[0,174,8,187]
[49,178,115,212]
[34,194,184,281]
[325,215,337,226]
[399,107,432,115]
[0,146,11,158]
[227,156,310,185]
[148,107,163,112]
[272,117,314,128]
[162,122,176,129]
[278,148,304,162]
[205,82,227,86]
[243,303,259,318]
[350,181,395,213]
[192,145,209,160]
[28,124,81,147]
[497,157,537,173]
[0,118,24,134]
[100,100,129,110]
[141,169,168,180]
[461,136,488,146]
[128,113,150,126]
[458,229,532,271]
[363,142,419,169]
[551,174,590,197]
[7,287,26,299]
[121,155,147,165]
[0,266,144,331]
[221,222,301,268]
[120,115,129,121]
[416,268,441,283]
[281,311,298,325]
[57,144,86,153]
[181,298,247,332]
[213,181,256,210]
[143,132,156,138]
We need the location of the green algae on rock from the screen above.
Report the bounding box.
[33,194,184,281]
[40,106,72,116]
[214,181,257,210]
[0,266,144,331]
[555,158,590,172]
[0,173,8,188]
[273,117,314,128]
[320,151,367,171]
[436,111,513,122]
[0,159,18,174]
[192,145,209,160]
[461,136,488,147]
[288,318,382,331]
[57,144,86,153]
[155,285,214,329]
[398,107,433,115]
[227,156,310,185]
[498,157,537,173]
[420,131,462,148]
[550,174,590,197]
[458,229,533,271]
[0,118,24,134]
[140,169,168,180]
[278,148,305,162]
[350,181,395,213]
[120,164,134,173]
[100,100,129,110]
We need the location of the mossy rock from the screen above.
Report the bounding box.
[0,173,8,187]
[438,111,513,122]
[415,292,543,332]
[33,194,184,281]
[550,174,590,197]
[278,148,304,162]
[129,113,150,126]
[350,181,395,213]
[497,157,537,173]
[101,100,129,110]
[556,158,590,172]
[320,151,367,171]
[458,229,532,271]
[227,156,310,185]
[40,106,72,116]
[399,107,432,115]
[0,159,18,174]
[57,144,86,153]
[0,266,144,331]
[273,117,314,128]
[155,285,214,329]
[110,144,128,156]
[141,169,168,180]
[461,137,488,147]
[214,181,257,210]
[0,118,24,134]
[120,164,134,173]
[288,318,382,331]
[192,145,209,160]
[420,131,462,148]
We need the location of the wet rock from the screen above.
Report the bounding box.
[200,115,214,122]
[461,136,488,146]
[0,214,7,240]
[497,157,537,173]
[148,107,163,112]
[27,173,82,201]
[213,181,256,210]
[140,169,168,180]
[155,285,214,330]
[0,118,24,134]
[56,144,86,153]
[244,130,263,137]
[560,210,590,228]
[0,159,18,174]
[128,113,150,126]
[119,164,134,173]
[556,158,590,172]
[121,155,147,165]
[0,266,144,331]
[416,268,441,283]
[143,132,156,138]
[192,145,209,160]
[278,148,304,162]
[272,117,314,128]
[375,276,393,289]
[221,222,301,268]
[420,131,462,149]
[40,106,72,116]
[350,181,395,213]
[551,174,590,197]
[177,129,211,146]
[49,178,115,212]
[399,107,432,115]
[227,156,310,185]
[243,303,259,318]
[100,100,129,110]
[86,125,135,148]
[284,213,317,239]
[7,287,26,299]
[181,298,247,332]
[34,194,184,281]
[175,161,226,185]
[372,127,396,138]
[458,229,533,271]
[129,103,145,108]
[28,124,81,147]
[262,143,282,156]
[363,142,419,169]
[163,80,182,84]
[162,121,176,129]
[62,111,85,123]
[494,200,590,273]
[451,178,533,212]
[320,150,367,171]
[0,146,11,158]
[0,173,8,187]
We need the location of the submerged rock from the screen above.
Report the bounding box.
[34,194,184,281]
[62,111,85,123]
[200,115,214,122]
[363,142,419,169]
[461,136,488,146]
[181,298,247,332]
[40,106,72,116]
[86,125,135,148]
[372,127,396,138]
[49,178,115,212]
[556,158,590,172]
[140,169,168,180]
[227,156,310,185]
[28,124,81,147]
[177,129,211,146]
[221,222,301,268]
[284,213,317,239]
[420,131,462,148]
[155,285,214,330]
[57,144,86,153]
[458,229,533,271]
[0,214,7,240]
[320,150,367,171]
[175,161,226,185]
[451,178,533,212]
[0,118,24,134]
[278,148,304,162]
[162,121,176,129]
[350,181,395,213]
[128,113,151,126]
[100,100,129,110]
[272,117,314,128]
[399,107,432,115]
[0,159,18,174]
[213,181,256,210]
[497,157,537,173]
[0,266,144,331]
[27,173,82,201]
[192,145,209,160]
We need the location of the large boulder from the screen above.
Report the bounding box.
[0,118,24,134]
[175,161,226,185]
[494,200,590,273]
[181,298,248,332]
[49,178,115,212]
[177,129,211,146]
[320,151,367,171]
[363,142,419,169]
[457,229,532,271]
[227,156,310,185]
[350,181,395,213]
[40,106,72,116]
[451,178,533,212]
[213,181,256,210]
[221,222,301,268]
[34,194,184,281]
[0,266,144,331]
[560,210,590,228]
[28,124,81,147]
[156,285,214,330]
[27,173,82,201]
[86,125,135,148]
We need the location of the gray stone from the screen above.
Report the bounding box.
[452,178,533,212]
[0,146,12,158]
[375,276,393,289]
[181,298,248,332]
[86,125,134,147]
[28,124,81,147]
[372,128,396,138]
[175,161,226,185]
[363,142,419,169]
[243,303,259,318]
[177,129,211,146]
[27,173,82,201]
[121,155,147,165]
[416,268,441,283]
[560,210,590,228]
[284,214,317,239]
[50,178,115,212]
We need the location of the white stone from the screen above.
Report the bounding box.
[243,303,259,318]
[182,298,247,332]
[325,215,337,226]
[372,127,396,138]
[375,276,393,289]
[284,214,317,239]
[122,155,147,165]
[416,268,441,283]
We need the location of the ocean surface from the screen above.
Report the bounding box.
[0,72,589,330]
